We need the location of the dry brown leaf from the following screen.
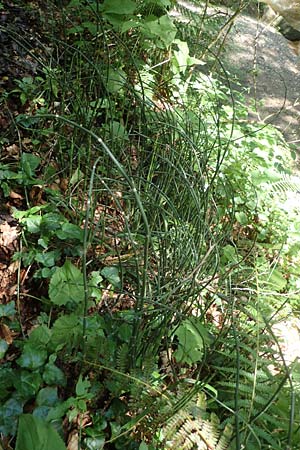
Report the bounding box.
[5,144,19,157]
[9,191,23,200]
[0,222,18,247]
[8,261,19,274]
[67,430,79,450]
[0,323,13,345]
[29,186,46,205]
[60,178,69,192]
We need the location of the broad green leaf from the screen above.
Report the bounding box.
[222,245,238,264]
[142,15,177,48]
[33,405,52,421]
[173,39,190,72]
[49,260,84,306]
[15,114,40,128]
[56,223,84,241]
[172,39,204,74]
[102,0,136,15]
[35,250,60,267]
[84,436,105,450]
[0,301,16,317]
[106,68,127,93]
[28,324,51,347]
[139,443,149,450]
[101,266,121,288]
[46,400,71,421]
[43,355,66,386]
[0,340,8,358]
[235,211,248,225]
[76,374,91,397]
[13,371,42,398]
[40,267,56,278]
[173,318,211,365]
[89,271,103,301]
[13,204,47,220]
[70,168,84,185]
[41,213,64,232]
[110,121,129,141]
[21,153,41,178]
[17,345,48,370]
[0,398,23,436]
[37,387,59,406]
[0,367,14,400]
[82,21,98,36]
[121,19,141,33]
[22,215,42,233]
[50,313,81,351]
[15,414,66,450]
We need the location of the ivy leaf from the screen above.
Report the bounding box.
[0,301,16,317]
[17,345,48,370]
[36,387,59,407]
[42,355,66,386]
[15,414,66,450]
[13,371,42,398]
[35,250,60,267]
[0,340,8,358]
[49,260,84,306]
[56,223,84,241]
[84,437,105,450]
[0,398,23,436]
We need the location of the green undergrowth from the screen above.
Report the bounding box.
[0,0,299,449]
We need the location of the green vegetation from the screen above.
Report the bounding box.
[0,0,299,449]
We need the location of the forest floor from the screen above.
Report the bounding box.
[224,8,300,148]
[0,2,300,448]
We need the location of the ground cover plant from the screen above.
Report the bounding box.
[0,0,299,449]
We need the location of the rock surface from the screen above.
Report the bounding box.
[261,0,300,31]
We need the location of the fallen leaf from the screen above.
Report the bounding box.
[8,261,19,274]
[0,222,18,247]
[67,430,79,450]
[59,178,69,192]
[5,144,19,157]
[9,191,23,200]
[0,323,13,345]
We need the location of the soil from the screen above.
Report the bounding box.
[224,10,300,148]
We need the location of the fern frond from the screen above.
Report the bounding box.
[162,392,232,450]
[271,174,300,194]
[116,343,130,373]
[215,423,233,450]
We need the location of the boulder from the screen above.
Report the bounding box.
[260,0,300,31]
